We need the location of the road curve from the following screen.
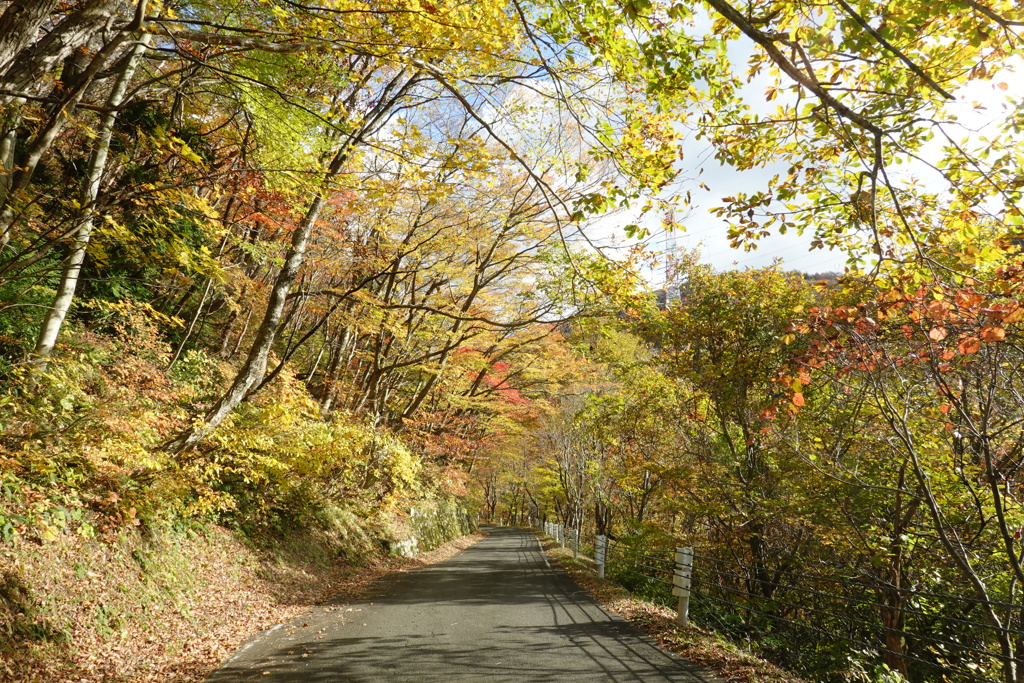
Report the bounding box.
[208,526,720,682]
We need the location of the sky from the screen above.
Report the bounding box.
[588,37,1023,286]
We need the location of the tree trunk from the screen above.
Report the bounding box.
[0,0,135,254]
[164,197,330,452]
[879,592,908,678]
[31,36,149,369]
[228,307,252,359]
[318,330,348,414]
[0,0,134,103]
[0,126,15,210]
[163,147,348,453]
[166,275,214,369]
[0,0,63,77]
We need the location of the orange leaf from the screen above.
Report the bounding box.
[958,337,981,354]
[792,393,805,407]
[928,326,948,341]
[981,326,1006,342]
[1004,307,1024,324]
[940,403,951,414]
[927,300,950,319]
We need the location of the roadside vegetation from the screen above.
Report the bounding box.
[485,259,1024,683]
[544,539,807,683]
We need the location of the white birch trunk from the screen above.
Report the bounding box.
[31,37,150,369]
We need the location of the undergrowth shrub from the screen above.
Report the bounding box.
[0,301,434,548]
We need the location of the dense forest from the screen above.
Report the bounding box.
[1,0,1023,681]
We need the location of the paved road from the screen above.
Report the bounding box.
[208,527,720,682]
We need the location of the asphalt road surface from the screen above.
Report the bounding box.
[208,526,721,682]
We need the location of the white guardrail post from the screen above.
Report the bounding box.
[559,524,565,547]
[673,547,694,627]
[596,534,606,579]
[573,527,580,560]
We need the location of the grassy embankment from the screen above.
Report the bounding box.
[0,310,482,681]
[1,508,481,682]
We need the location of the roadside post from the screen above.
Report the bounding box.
[596,535,606,579]
[673,547,694,627]
[573,527,580,560]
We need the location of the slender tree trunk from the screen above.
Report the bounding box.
[217,308,238,357]
[168,219,232,369]
[305,341,326,382]
[163,148,347,453]
[229,307,252,359]
[319,328,348,415]
[167,275,214,369]
[0,126,14,210]
[31,36,149,369]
